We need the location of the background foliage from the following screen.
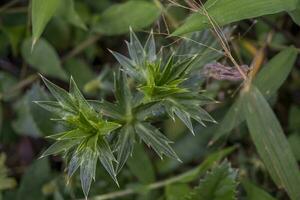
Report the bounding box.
[1,0,300,200]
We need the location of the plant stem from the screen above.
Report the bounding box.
[61,35,101,63]
[0,0,19,14]
[154,0,179,28]
[0,74,38,100]
[84,172,190,200]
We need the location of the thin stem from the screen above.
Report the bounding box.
[0,74,38,100]
[61,35,101,63]
[0,0,19,14]
[154,0,179,28]
[83,170,194,200]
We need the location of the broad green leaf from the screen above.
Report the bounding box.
[288,133,300,161]
[253,46,298,99]
[165,183,191,200]
[22,38,67,80]
[244,86,300,200]
[172,0,297,36]
[93,1,161,35]
[127,143,155,184]
[56,0,87,30]
[134,122,180,161]
[243,180,277,200]
[17,159,51,200]
[185,161,238,200]
[32,0,61,45]
[177,146,236,183]
[289,1,300,26]
[213,47,297,141]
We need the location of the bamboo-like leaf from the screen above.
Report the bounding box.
[213,47,297,142]
[135,122,180,161]
[185,161,238,200]
[253,46,297,99]
[243,180,277,200]
[172,0,297,36]
[31,0,61,46]
[244,86,300,200]
[289,1,300,26]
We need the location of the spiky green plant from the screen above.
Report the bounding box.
[37,30,215,198]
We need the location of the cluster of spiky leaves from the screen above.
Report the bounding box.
[37,30,215,198]
[110,30,216,135]
[36,76,120,198]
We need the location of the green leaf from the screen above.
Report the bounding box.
[243,180,277,200]
[288,133,300,161]
[80,149,98,198]
[64,58,95,89]
[115,125,135,173]
[165,183,191,200]
[244,86,300,200]
[21,38,67,80]
[41,140,77,158]
[289,1,300,26]
[1,25,25,56]
[56,0,87,30]
[97,138,118,185]
[17,158,51,200]
[114,71,132,117]
[32,0,61,46]
[213,47,297,142]
[177,146,236,183]
[176,30,223,70]
[40,75,75,110]
[185,161,238,200]
[93,1,161,35]
[172,0,297,36]
[134,122,180,161]
[289,105,300,131]
[127,143,155,184]
[253,46,298,99]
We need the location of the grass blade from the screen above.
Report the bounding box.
[244,86,300,200]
